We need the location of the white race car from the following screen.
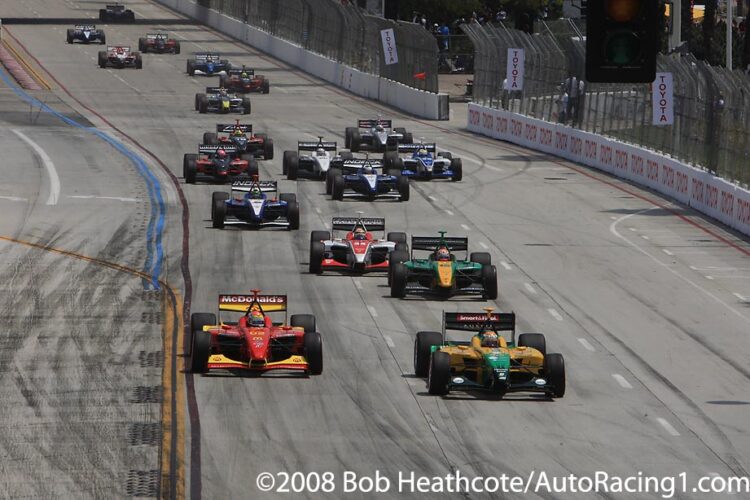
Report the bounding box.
[283,137,353,180]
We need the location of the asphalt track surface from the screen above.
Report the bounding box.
[2,1,750,499]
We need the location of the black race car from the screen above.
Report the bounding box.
[99,4,135,22]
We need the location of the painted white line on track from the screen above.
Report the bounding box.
[314,207,322,214]
[367,305,378,318]
[641,235,650,240]
[500,261,512,270]
[733,293,747,302]
[578,338,595,351]
[706,276,714,280]
[547,308,563,321]
[479,241,489,249]
[13,130,60,205]
[662,249,674,256]
[354,280,363,290]
[461,223,470,231]
[445,209,454,216]
[68,195,139,202]
[629,227,637,232]
[610,216,618,220]
[485,165,504,172]
[0,196,27,202]
[656,418,680,436]
[110,72,140,93]
[612,374,633,389]
[383,335,395,347]
[428,195,436,201]
[524,283,537,294]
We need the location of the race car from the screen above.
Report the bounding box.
[389,232,498,299]
[211,178,299,230]
[309,216,407,274]
[186,52,231,76]
[283,138,352,180]
[97,46,141,69]
[414,308,565,398]
[219,67,270,94]
[203,122,273,159]
[183,144,258,184]
[66,25,105,44]
[326,158,409,202]
[99,4,135,22]
[194,87,251,115]
[188,290,322,376]
[383,142,463,181]
[345,118,413,152]
[138,33,180,54]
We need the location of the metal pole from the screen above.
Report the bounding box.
[671,1,681,51]
[727,0,733,69]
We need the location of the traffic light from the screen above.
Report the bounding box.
[585,0,659,83]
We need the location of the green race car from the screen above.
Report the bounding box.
[388,232,498,299]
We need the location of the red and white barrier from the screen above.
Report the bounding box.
[468,103,750,237]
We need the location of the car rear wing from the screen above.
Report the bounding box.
[146,33,168,39]
[398,143,436,153]
[218,294,287,313]
[106,4,125,11]
[411,236,468,252]
[75,24,96,30]
[358,119,392,129]
[205,87,225,94]
[108,46,131,52]
[230,179,277,193]
[199,144,238,154]
[194,52,220,61]
[227,68,255,76]
[340,159,383,172]
[217,124,251,134]
[298,141,336,151]
[443,311,515,333]
[332,216,385,232]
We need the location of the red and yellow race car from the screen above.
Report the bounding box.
[182,144,258,184]
[219,67,270,94]
[138,33,180,54]
[188,291,323,375]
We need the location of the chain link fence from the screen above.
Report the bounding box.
[196,0,439,92]
[462,19,750,187]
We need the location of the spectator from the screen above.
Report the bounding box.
[576,78,586,125]
[565,75,579,123]
[439,23,450,52]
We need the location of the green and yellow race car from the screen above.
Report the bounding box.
[389,232,497,299]
[414,308,566,398]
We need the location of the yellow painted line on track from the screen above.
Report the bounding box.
[0,233,185,498]
[1,39,53,90]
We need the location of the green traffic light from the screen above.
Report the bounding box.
[604,31,641,65]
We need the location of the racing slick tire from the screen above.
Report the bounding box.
[438,151,453,160]
[194,93,205,111]
[134,53,143,69]
[188,312,216,357]
[394,242,409,254]
[390,262,408,298]
[126,11,135,22]
[138,38,146,52]
[66,29,74,44]
[99,9,108,21]
[396,174,410,202]
[414,331,442,377]
[387,232,407,245]
[203,132,218,145]
[309,241,325,274]
[183,154,198,184]
[310,230,330,243]
[387,249,409,286]
[279,193,296,205]
[345,127,356,149]
[470,252,491,266]
[304,331,323,375]
[332,174,345,200]
[350,130,362,152]
[450,158,463,182]
[339,150,353,160]
[241,98,251,115]
[326,168,341,195]
[262,79,270,94]
[544,353,566,398]
[282,150,296,176]
[243,155,259,177]
[518,333,547,357]
[286,201,300,230]
[212,192,228,229]
[187,60,195,76]
[428,351,451,395]
[481,264,498,300]
[383,151,399,170]
[190,331,211,373]
[263,138,274,160]
[198,95,208,114]
[218,74,227,87]
[97,51,107,68]
[100,33,106,45]
[386,158,403,177]
[174,42,181,54]
[291,314,316,334]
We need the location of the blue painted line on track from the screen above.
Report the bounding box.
[0,67,165,290]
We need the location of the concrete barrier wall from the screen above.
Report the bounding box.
[468,103,750,237]
[153,0,448,120]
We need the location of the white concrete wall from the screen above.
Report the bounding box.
[154,0,448,119]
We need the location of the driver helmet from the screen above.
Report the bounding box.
[219,88,227,96]
[250,185,263,199]
[316,147,326,155]
[233,128,244,137]
[480,330,499,348]
[375,124,384,132]
[353,227,367,240]
[241,71,248,78]
[249,308,265,327]
[216,148,228,158]
[418,148,428,155]
[363,165,374,174]
[436,246,450,261]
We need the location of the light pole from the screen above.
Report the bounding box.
[727,0,733,69]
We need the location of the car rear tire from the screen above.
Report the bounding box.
[194,93,205,111]
[190,331,211,373]
[350,130,361,152]
[287,152,299,180]
[387,232,407,245]
[304,331,323,375]
[203,132,218,145]
[291,314,316,333]
[481,264,498,300]
[183,154,197,184]
[332,174,345,200]
[404,132,414,144]
[344,127,355,149]
[279,193,296,205]
[387,249,409,285]
[100,33,106,45]
[286,201,299,230]
[383,151,399,170]
[397,174,410,201]
[428,351,451,395]
[97,51,107,68]
[242,98,251,115]
[326,168,340,195]
[99,9,107,21]
[212,192,227,229]
[450,158,463,181]
[244,156,259,177]
[414,331,442,377]
[309,241,325,274]
[518,333,546,357]
[263,138,274,160]
[339,150,353,160]
[390,262,408,298]
[174,41,181,54]
[138,38,146,52]
[198,96,208,114]
[544,353,566,398]
[310,230,330,243]
[439,151,453,160]
[282,150,294,176]
[66,29,74,44]
[188,312,216,357]
[262,79,270,94]
[134,53,142,69]
[470,252,491,266]
[187,60,195,76]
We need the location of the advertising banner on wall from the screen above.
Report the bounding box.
[381,29,398,65]
[652,72,674,125]
[505,48,525,90]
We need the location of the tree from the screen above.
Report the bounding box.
[703,0,717,64]
[744,1,750,70]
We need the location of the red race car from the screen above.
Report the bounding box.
[219,67,270,94]
[138,33,180,54]
[183,144,258,184]
[188,291,323,375]
[309,215,407,274]
[203,121,274,160]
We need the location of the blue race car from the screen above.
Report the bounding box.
[383,143,463,181]
[66,25,105,44]
[187,52,231,76]
[327,158,409,202]
[211,179,299,230]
